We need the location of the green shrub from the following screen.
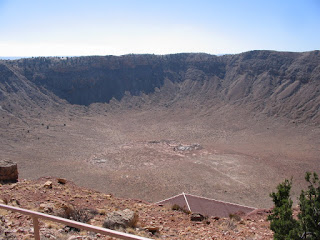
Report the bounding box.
[298,172,320,239]
[269,172,320,240]
[268,179,299,240]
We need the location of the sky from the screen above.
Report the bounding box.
[0,0,319,57]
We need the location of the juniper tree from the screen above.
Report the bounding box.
[268,179,299,240]
[298,172,320,240]
[269,172,320,239]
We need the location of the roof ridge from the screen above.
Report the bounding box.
[184,193,257,210]
[154,193,184,204]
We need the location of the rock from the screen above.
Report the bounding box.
[174,144,202,151]
[9,183,17,189]
[57,178,67,184]
[144,226,159,234]
[67,236,83,240]
[103,209,138,230]
[39,203,55,213]
[43,181,53,189]
[0,160,18,183]
[10,199,20,206]
[190,213,205,221]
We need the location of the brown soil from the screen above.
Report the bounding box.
[0,101,319,209]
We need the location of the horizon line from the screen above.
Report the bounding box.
[1,49,319,60]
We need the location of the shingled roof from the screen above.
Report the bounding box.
[156,193,256,217]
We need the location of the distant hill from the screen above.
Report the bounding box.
[0,57,26,60]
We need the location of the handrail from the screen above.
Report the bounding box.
[0,203,152,240]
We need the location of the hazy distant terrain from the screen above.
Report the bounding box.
[0,50,319,208]
[0,57,26,60]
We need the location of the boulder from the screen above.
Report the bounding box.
[0,160,18,183]
[57,178,67,184]
[190,213,205,221]
[103,209,138,230]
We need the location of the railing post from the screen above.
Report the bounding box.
[32,216,41,240]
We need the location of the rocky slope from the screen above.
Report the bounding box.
[1,50,320,124]
[0,178,273,239]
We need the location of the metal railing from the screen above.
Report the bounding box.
[0,203,152,240]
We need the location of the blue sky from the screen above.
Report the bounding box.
[0,0,319,56]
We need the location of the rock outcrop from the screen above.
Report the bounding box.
[0,160,18,183]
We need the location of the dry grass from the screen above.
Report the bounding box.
[56,204,98,231]
[171,204,191,215]
[229,213,242,221]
